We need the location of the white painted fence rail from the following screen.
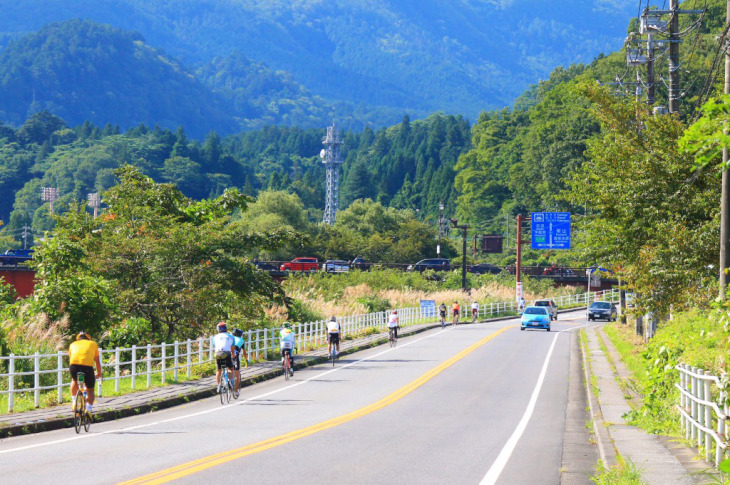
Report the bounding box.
[676,364,729,467]
[0,289,619,412]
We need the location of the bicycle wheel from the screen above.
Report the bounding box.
[83,408,92,432]
[73,391,84,434]
[230,377,239,400]
[219,377,226,405]
[225,380,231,403]
[283,356,290,381]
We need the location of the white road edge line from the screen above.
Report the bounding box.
[0,321,509,455]
[479,331,560,485]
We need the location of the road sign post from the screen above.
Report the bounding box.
[531,212,571,250]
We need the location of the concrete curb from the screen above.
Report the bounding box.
[0,314,516,438]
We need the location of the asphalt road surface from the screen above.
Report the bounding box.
[0,311,593,484]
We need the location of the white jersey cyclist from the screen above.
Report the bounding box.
[388,312,399,328]
[388,311,399,339]
[326,317,341,355]
[326,319,341,334]
[213,331,235,353]
[471,302,479,313]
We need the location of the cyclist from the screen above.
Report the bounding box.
[388,310,399,340]
[213,321,238,392]
[471,301,479,322]
[279,323,296,376]
[326,316,342,357]
[451,301,460,325]
[232,328,248,389]
[439,303,447,326]
[68,331,102,416]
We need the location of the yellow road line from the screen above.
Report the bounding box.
[120,325,513,485]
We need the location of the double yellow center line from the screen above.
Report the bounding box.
[121,326,512,484]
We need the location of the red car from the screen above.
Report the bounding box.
[280,257,319,272]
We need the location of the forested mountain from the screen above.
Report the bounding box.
[0,0,636,126]
[0,110,469,249]
[0,20,383,137]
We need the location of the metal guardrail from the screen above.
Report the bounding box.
[0,289,619,412]
[676,364,729,468]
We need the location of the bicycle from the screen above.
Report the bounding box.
[388,327,398,347]
[282,351,292,380]
[452,312,459,327]
[329,344,338,366]
[440,313,447,329]
[73,373,92,434]
[472,309,478,324]
[219,367,237,404]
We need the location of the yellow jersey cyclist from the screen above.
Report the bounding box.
[231,328,248,390]
[213,321,239,392]
[326,316,342,357]
[279,323,296,376]
[68,331,102,416]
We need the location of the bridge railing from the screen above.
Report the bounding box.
[675,364,729,468]
[0,289,619,412]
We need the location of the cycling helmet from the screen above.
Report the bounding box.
[392,310,397,314]
[217,321,228,332]
[233,328,243,338]
[76,331,91,341]
[329,316,336,322]
[283,322,292,329]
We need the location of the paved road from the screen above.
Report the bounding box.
[0,312,593,484]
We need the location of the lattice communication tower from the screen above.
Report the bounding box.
[321,121,343,225]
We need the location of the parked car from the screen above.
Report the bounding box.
[280,257,319,272]
[467,263,502,275]
[322,260,350,273]
[533,299,558,320]
[587,301,617,321]
[350,257,371,271]
[253,260,279,272]
[521,306,551,331]
[0,248,34,266]
[407,258,451,272]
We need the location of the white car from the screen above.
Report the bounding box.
[533,299,558,320]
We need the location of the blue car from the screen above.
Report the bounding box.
[520,306,551,331]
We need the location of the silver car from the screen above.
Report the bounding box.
[533,299,558,320]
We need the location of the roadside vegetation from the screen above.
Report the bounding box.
[604,307,730,437]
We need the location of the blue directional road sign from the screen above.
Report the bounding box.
[531,212,571,249]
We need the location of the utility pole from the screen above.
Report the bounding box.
[20,225,32,249]
[720,0,730,299]
[87,192,101,219]
[647,32,656,105]
[668,0,680,113]
[41,187,59,216]
[450,218,469,292]
[437,201,444,258]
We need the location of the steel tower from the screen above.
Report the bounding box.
[321,121,343,225]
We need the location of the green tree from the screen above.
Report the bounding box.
[31,165,296,341]
[563,84,719,312]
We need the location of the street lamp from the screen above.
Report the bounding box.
[450,218,469,292]
[437,201,444,257]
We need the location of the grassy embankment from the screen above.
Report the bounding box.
[601,306,730,481]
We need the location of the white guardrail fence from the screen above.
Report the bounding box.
[0,289,619,412]
[676,364,729,467]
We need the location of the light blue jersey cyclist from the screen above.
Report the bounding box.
[280,323,296,374]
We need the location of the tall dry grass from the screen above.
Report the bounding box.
[286,280,541,319]
[2,303,70,352]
